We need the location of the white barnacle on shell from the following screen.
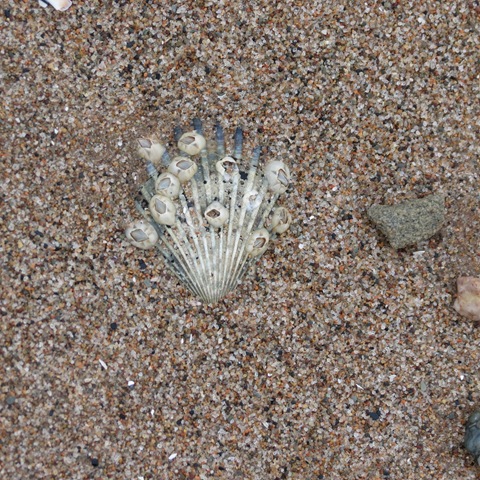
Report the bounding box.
[125,120,293,304]
[243,190,263,211]
[155,172,181,199]
[204,201,228,228]
[137,137,166,165]
[149,194,176,226]
[168,157,198,183]
[125,220,158,249]
[270,207,292,234]
[216,156,238,181]
[265,160,290,194]
[178,131,206,156]
[246,228,270,257]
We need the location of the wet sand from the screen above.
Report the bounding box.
[2,2,480,478]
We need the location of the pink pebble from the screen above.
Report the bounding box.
[454,276,480,321]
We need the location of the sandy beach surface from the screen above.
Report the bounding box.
[2,1,479,478]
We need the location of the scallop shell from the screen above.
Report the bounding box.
[126,119,292,304]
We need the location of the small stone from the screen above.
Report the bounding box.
[110,322,118,331]
[465,411,480,465]
[367,194,445,249]
[367,408,381,420]
[6,396,15,405]
[91,458,99,467]
[454,277,480,321]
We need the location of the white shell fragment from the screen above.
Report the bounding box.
[270,207,292,234]
[204,201,228,228]
[137,137,166,165]
[39,0,72,11]
[453,276,480,321]
[168,157,198,183]
[265,161,291,194]
[178,131,206,155]
[125,120,293,303]
[125,220,158,249]
[155,172,181,199]
[149,195,176,226]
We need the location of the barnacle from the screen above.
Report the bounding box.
[178,131,206,156]
[271,207,292,234]
[204,201,229,228]
[216,156,238,181]
[137,137,166,166]
[167,157,198,183]
[125,220,158,249]
[265,160,291,194]
[246,228,270,257]
[155,172,181,199]
[149,195,176,226]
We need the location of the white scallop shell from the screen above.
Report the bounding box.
[126,120,292,303]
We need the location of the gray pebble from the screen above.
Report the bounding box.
[465,410,480,465]
[6,396,15,406]
[367,194,445,249]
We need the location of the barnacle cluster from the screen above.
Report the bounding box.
[125,119,292,304]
